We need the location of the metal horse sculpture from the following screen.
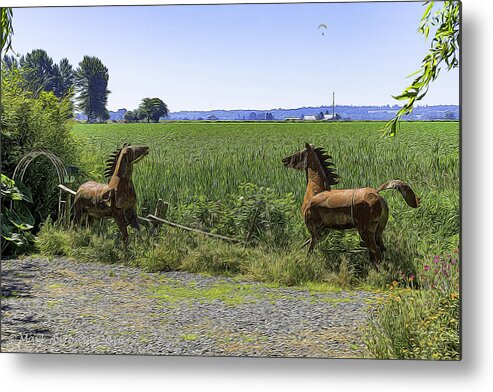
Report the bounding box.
[73,144,149,243]
[282,143,420,262]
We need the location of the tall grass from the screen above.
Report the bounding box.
[72,121,459,281]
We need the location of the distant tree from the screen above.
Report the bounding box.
[207,114,218,121]
[138,97,169,123]
[248,112,257,120]
[382,1,460,137]
[445,110,456,120]
[3,54,18,70]
[15,50,74,101]
[52,58,74,98]
[20,49,56,97]
[124,110,141,123]
[317,111,325,120]
[74,56,111,123]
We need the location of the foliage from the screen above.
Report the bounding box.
[382,1,460,137]
[137,97,169,123]
[74,55,111,123]
[181,183,297,248]
[18,49,74,100]
[124,109,142,123]
[364,252,460,360]
[1,65,79,222]
[1,174,35,254]
[1,7,13,53]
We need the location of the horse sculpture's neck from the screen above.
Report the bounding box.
[305,151,330,196]
[108,151,133,189]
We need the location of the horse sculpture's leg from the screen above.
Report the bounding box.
[114,210,129,244]
[375,197,389,254]
[126,208,140,231]
[358,228,382,263]
[72,203,81,228]
[307,233,318,255]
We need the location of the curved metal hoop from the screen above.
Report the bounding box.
[12,150,69,218]
[13,150,68,184]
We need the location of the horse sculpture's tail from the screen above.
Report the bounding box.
[376,180,420,208]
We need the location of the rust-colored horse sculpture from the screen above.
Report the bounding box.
[282,143,420,262]
[73,144,149,243]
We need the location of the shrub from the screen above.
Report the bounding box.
[35,219,71,257]
[364,251,460,360]
[1,65,79,224]
[1,174,36,255]
[181,239,252,276]
[181,183,299,249]
[134,246,182,273]
[246,251,329,286]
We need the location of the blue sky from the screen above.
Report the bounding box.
[11,2,459,112]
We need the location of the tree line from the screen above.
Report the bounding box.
[3,49,169,123]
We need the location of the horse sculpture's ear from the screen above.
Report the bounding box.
[305,142,311,150]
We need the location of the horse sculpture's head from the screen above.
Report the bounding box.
[123,145,149,164]
[282,143,339,188]
[282,145,308,170]
[104,144,149,179]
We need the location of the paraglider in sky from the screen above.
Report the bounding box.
[318,23,328,36]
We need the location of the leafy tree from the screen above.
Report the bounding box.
[1,7,13,53]
[1,65,79,225]
[74,55,111,123]
[11,49,75,101]
[3,54,18,70]
[52,58,74,98]
[20,49,56,97]
[138,97,169,122]
[124,109,142,122]
[1,8,78,253]
[382,1,460,137]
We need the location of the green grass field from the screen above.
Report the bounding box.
[36,120,459,291]
[74,121,459,208]
[73,121,459,268]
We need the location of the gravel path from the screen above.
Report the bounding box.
[1,257,380,358]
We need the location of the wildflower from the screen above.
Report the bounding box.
[424,265,430,271]
[433,256,440,264]
[450,259,458,265]
[409,274,415,281]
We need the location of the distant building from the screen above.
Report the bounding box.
[322,113,341,121]
[285,117,301,122]
[302,115,317,121]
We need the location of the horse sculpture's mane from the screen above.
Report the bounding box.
[312,146,340,187]
[104,143,129,179]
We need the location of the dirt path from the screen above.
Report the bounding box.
[1,257,380,358]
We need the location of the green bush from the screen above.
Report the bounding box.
[364,252,460,360]
[1,65,79,224]
[35,220,72,257]
[246,251,329,286]
[135,246,182,272]
[181,183,299,249]
[1,174,35,254]
[181,240,252,276]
